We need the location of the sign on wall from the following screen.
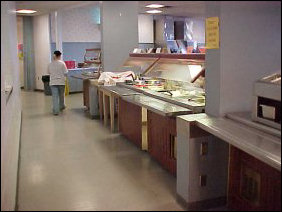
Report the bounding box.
[205,17,219,49]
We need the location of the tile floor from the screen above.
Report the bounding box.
[17,91,185,211]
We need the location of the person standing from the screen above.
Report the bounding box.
[48,50,68,115]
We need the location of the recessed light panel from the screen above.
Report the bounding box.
[146,4,165,8]
[16,9,37,14]
[146,9,162,14]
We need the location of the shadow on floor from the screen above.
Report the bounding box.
[69,107,87,115]
[25,112,54,119]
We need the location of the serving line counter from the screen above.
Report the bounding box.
[176,112,281,210]
[84,53,281,211]
[85,53,205,176]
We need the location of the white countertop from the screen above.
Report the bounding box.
[178,114,281,171]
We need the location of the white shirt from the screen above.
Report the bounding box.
[48,60,68,86]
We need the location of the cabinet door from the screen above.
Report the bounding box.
[228,146,281,211]
[147,111,176,176]
[147,111,166,165]
[166,117,177,176]
[119,98,142,148]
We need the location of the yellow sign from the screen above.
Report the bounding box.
[205,17,219,49]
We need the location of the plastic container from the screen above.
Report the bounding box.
[41,75,52,96]
[64,61,76,69]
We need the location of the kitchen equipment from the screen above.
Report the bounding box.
[252,73,281,130]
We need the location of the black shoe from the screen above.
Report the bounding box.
[60,106,66,111]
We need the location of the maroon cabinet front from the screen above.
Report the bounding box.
[147,111,176,176]
[118,98,142,149]
[228,145,281,211]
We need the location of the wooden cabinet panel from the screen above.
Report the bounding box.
[148,111,176,176]
[228,146,281,211]
[119,98,142,148]
[166,117,177,176]
[147,111,166,166]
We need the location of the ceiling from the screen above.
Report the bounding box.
[16,1,206,17]
[15,1,99,16]
[138,1,206,17]
[15,1,281,18]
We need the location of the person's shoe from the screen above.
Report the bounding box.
[53,113,59,116]
[60,105,66,111]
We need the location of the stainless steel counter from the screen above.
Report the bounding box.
[178,114,281,171]
[70,74,98,80]
[122,94,192,117]
[100,85,141,96]
[117,82,205,113]
[226,111,281,138]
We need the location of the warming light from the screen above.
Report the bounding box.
[146,9,162,14]
[145,4,165,8]
[16,9,37,14]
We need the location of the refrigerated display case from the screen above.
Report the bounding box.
[116,56,159,76]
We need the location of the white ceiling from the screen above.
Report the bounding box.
[15,1,99,16]
[16,1,281,18]
[139,1,206,17]
[15,1,206,17]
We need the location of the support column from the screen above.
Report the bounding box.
[51,11,63,59]
[205,1,281,117]
[101,1,138,72]
[23,16,35,91]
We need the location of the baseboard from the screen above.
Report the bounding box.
[176,194,227,211]
[69,91,83,94]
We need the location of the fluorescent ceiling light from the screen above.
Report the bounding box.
[16,9,37,14]
[146,9,162,14]
[146,4,165,8]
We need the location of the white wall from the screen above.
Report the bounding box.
[33,14,51,90]
[1,1,22,210]
[101,1,138,72]
[51,4,101,43]
[138,14,154,43]
[205,1,281,116]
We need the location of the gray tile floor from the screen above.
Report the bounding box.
[17,91,185,211]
